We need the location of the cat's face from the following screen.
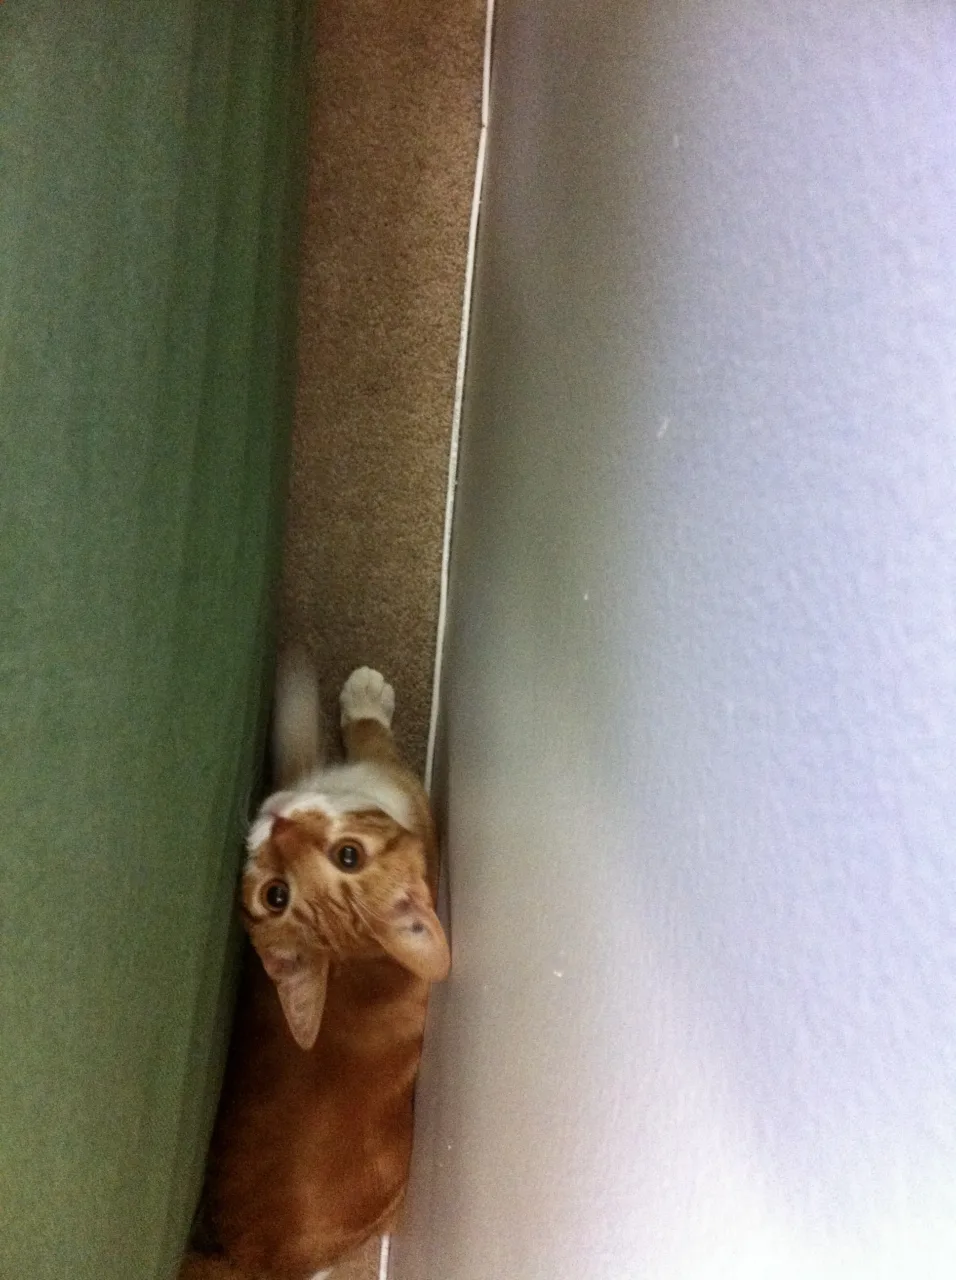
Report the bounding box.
[242,807,449,1049]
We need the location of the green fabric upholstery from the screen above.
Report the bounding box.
[0,4,310,1277]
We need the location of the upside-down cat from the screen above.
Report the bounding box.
[182,658,450,1279]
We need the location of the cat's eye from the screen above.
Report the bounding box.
[262,878,290,913]
[332,841,365,873]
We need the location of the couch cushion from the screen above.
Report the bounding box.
[0,3,310,1276]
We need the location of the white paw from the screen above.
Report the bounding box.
[340,666,395,728]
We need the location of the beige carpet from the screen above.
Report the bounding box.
[279,3,484,1274]
[279,0,486,779]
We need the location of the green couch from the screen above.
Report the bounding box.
[0,4,310,1276]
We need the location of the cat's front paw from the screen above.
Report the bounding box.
[340,666,395,729]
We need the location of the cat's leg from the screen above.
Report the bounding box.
[339,667,402,767]
[273,646,326,786]
[341,667,441,914]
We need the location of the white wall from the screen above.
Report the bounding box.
[394,3,956,1277]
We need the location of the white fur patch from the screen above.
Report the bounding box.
[340,666,395,728]
[247,761,414,856]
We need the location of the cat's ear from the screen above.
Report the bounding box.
[369,882,450,982]
[257,946,330,1050]
[275,958,329,1050]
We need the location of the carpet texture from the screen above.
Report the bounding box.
[280,0,486,779]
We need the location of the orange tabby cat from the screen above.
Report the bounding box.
[183,657,449,1279]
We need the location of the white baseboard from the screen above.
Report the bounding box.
[424,0,498,795]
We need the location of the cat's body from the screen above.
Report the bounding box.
[184,661,449,1279]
